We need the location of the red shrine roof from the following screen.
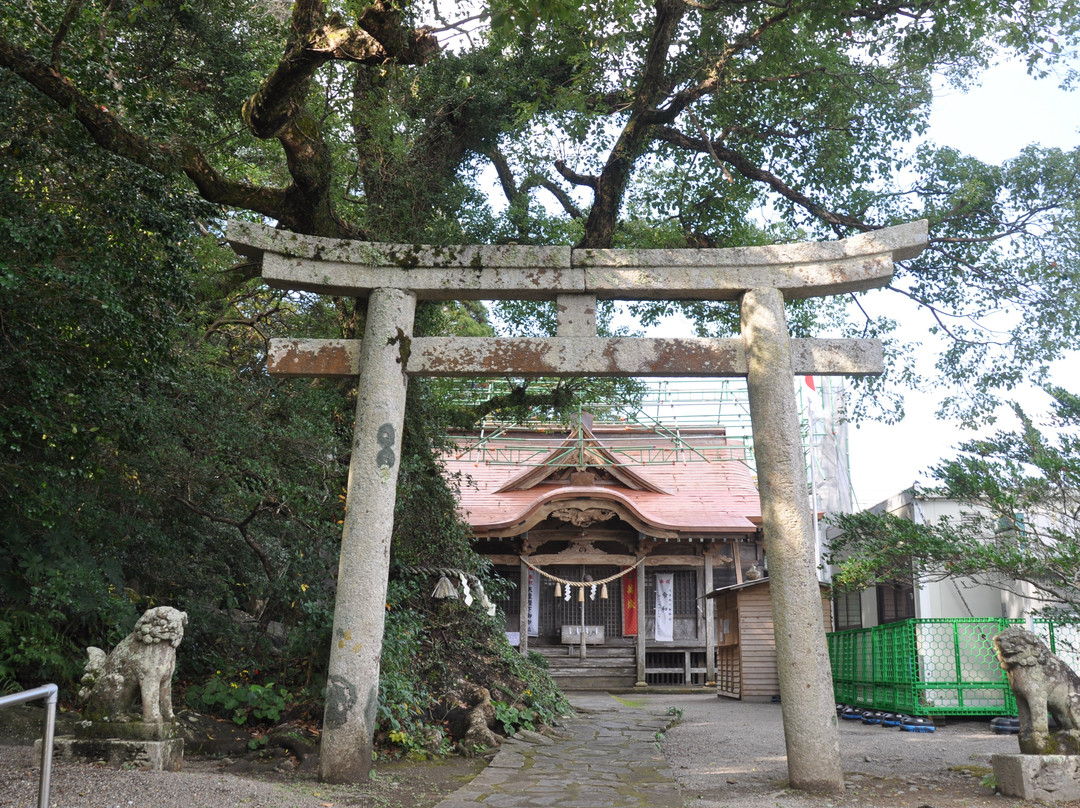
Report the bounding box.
[442,424,762,539]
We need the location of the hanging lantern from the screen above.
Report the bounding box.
[432,575,458,599]
[600,583,609,600]
[554,582,562,598]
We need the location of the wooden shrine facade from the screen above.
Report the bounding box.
[443,420,767,686]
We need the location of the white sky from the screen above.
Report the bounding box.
[847,59,1079,508]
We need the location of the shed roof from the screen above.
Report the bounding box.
[705,577,831,598]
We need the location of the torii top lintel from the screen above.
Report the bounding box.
[227,220,927,302]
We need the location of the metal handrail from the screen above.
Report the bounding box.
[0,684,58,808]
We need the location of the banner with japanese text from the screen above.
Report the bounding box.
[622,568,637,636]
[655,573,674,642]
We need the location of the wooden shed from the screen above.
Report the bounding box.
[707,577,833,701]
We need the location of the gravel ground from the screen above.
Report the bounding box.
[2,694,1073,808]
[655,692,1068,808]
[1,745,354,808]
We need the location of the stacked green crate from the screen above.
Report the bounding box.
[909,619,1014,715]
[827,617,1019,717]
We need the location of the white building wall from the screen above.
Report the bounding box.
[842,490,1046,627]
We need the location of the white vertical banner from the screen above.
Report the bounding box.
[655,574,674,642]
[527,570,539,637]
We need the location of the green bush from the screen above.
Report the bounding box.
[492,700,537,734]
[185,674,291,726]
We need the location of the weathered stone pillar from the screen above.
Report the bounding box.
[319,288,416,784]
[740,288,843,793]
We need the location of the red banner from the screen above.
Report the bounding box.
[622,569,637,636]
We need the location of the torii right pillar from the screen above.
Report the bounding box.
[741,287,842,791]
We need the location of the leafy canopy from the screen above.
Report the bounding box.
[2,0,1078,419]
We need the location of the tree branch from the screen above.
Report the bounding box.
[533,178,584,219]
[554,159,599,190]
[654,125,872,231]
[50,0,83,69]
[579,0,686,247]
[172,496,281,582]
[0,38,291,219]
[487,147,521,206]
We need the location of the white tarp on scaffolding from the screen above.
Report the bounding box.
[655,574,674,642]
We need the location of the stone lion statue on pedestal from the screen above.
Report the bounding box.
[78,606,188,725]
[993,626,1080,755]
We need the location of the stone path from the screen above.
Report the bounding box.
[434,693,684,808]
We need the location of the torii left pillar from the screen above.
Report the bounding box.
[319,288,415,783]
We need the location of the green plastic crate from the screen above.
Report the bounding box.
[827,618,1021,717]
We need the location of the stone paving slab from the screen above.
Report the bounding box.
[434,694,683,808]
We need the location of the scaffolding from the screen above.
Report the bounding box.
[449,377,848,494]
[450,378,755,468]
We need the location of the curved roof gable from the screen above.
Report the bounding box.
[493,425,669,494]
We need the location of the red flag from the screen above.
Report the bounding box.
[622,569,637,636]
[805,375,816,391]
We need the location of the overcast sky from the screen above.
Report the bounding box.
[847,59,1079,507]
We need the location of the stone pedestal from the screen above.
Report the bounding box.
[74,718,173,741]
[992,754,1080,802]
[36,736,183,771]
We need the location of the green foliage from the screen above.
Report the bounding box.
[2,0,1078,418]
[374,573,566,756]
[0,608,79,694]
[0,69,349,694]
[827,386,1080,610]
[492,700,537,734]
[185,674,292,726]
[4,0,1077,758]
[376,576,437,756]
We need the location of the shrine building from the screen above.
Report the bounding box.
[442,413,768,689]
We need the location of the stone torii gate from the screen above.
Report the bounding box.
[228,219,927,791]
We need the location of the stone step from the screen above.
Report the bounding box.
[534,646,635,659]
[551,674,637,690]
[546,662,637,674]
[544,657,635,669]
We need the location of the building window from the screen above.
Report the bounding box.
[833,589,862,631]
[876,582,915,623]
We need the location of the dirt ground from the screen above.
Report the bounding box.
[0,742,486,808]
[4,696,1080,808]
[0,704,485,808]
[656,691,1079,808]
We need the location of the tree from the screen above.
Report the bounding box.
[827,386,1080,614]
[0,66,355,687]
[1,2,573,764]
[4,0,1080,768]
[2,0,1078,418]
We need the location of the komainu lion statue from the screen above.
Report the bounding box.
[993,626,1080,755]
[78,606,188,724]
